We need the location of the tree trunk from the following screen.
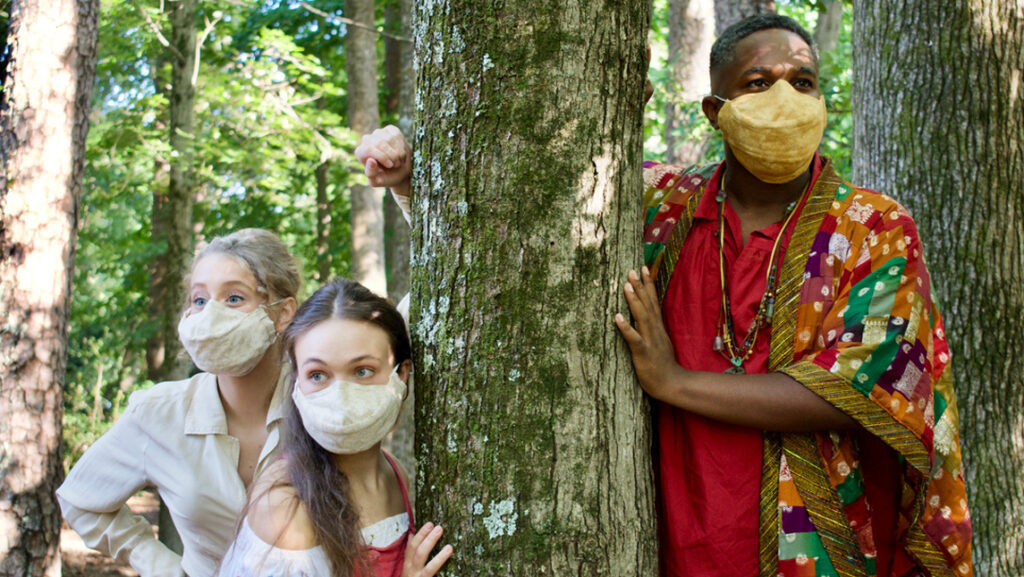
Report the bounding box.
[152,0,198,553]
[146,0,196,384]
[852,2,1024,573]
[316,159,332,282]
[813,0,843,53]
[411,2,656,573]
[346,0,386,296]
[382,0,415,492]
[0,0,99,574]
[665,0,714,166]
[714,0,776,34]
[383,0,413,302]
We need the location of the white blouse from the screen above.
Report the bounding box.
[217,513,410,576]
[57,371,287,577]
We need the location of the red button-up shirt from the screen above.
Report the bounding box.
[657,159,821,577]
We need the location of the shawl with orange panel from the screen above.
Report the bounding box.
[641,159,972,577]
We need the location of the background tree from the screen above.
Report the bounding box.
[411,1,655,574]
[664,0,714,166]
[346,0,386,296]
[715,0,776,33]
[382,0,416,485]
[852,1,1024,573]
[145,0,197,384]
[813,0,842,52]
[383,0,412,302]
[0,0,99,574]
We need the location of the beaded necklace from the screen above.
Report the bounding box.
[712,174,812,373]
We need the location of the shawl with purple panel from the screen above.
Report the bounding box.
[641,159,972,577]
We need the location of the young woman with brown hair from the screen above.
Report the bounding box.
[218,278,452,577]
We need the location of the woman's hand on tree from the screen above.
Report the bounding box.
[354,125,412,197]
[614,266,685,402]
[401,522,453,577]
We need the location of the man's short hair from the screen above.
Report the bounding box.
[709,14,818,76]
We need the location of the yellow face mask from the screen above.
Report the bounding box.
[715,80,827,184]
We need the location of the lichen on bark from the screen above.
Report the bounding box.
[410,0,656,574]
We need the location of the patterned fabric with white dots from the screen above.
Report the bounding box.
[641,160,972,577]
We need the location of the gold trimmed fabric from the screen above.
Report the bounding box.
[638,159,972,577]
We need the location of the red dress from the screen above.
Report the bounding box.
[363,451,415,577]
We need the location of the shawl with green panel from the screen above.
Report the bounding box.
[640,159,972,577]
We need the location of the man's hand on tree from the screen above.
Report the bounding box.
[355,125,412,197]
[615,266,685,402]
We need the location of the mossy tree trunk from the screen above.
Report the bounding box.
[852,2,1024,573]
[411,2,656,574]
[0,0,99,574]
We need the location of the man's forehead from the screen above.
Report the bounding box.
[713,28,818,85]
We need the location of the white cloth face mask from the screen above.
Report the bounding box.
[291,366,407,455]
[177,300,278,376]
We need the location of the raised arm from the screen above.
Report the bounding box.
[355,125,412,199]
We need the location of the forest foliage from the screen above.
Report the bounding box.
[57,0,853,469]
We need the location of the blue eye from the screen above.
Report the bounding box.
[355,367,375,378]
[192,296,208,307]
[226,295,244,305]
[308,371,328,383]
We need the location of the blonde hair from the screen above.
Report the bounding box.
[188,228,301,303]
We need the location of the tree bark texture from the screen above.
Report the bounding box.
[0,0,99,574]
[316,159,332,283]
[665,0,714,166]
[147,0,196,384]
[411,2,656,574]
[382,0,416,491]
[852,2,1024,573]
[384,0,413,302]
[346,0,386,296]
[714,0,776,34]
[151,0,198,553]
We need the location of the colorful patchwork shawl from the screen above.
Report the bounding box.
[641,160,972,577]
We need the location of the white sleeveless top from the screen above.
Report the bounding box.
[216,513,410,576]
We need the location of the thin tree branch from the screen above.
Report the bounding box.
[131,0,185,62]
[192,11,224,86]
[299,2,411,43]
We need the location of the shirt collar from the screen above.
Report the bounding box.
[265,369,289,427]
[184,369,289,435]
[185,372,229,435]
[692,154,824,222]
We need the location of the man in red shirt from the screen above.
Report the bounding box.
[615,14,972,577]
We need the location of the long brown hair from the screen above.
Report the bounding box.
[280,278,412,576]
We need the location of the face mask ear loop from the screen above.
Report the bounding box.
[261,297,290,337]
[712,94,728,103]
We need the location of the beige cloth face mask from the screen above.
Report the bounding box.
[291,366,406,455]
[177,300,278,376]
[715,80,827,184]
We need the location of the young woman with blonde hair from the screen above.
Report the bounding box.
[59,228,300,577]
